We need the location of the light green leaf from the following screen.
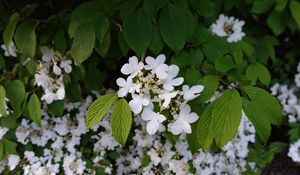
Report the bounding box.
[196,75,219,103]
[3,13,19,48]
[0,86,6,116]
[244,86,282,125]
[86,93,118,128]
[123,10,152,56]
[243,98,271,142]
[215,55,236,73]
[159,4,188,52]
[71,23,96,65]
[245,63,271,86]
[4,80,26,115]
[197,102,215,149]
[110,98,132,145]
[212,89,242,147]
[27,93,42,125]
[14,19,37,58]
[290,0,300,30]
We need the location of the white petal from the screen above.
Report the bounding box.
[118,87,128,97]
[182,121,192,134]
[56,87,65,100]
[156,64,168,79]
[157,114,166,123]
[156,54,166,64]
[169,120,183,135]
[167,65,179,78]
[169,77,184,86]
[146,119,159,135]
[145,56,155,70]
[53,63,62,75]
[120,64,132,75]
[141,109,154,121]
[129,56,138,65]
[184,112,199,124]
[116,78,126,87]
[180,104,191,115]
[129,99,143,114]
[182,85,189,93]
[64,65,72,73]
[191,85,204,93]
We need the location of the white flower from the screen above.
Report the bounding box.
[129,94,150,114]
[1,41,17,57]
[60,60,72,73]
[41,89,57,104]
[40,46,54,62]
[182,85,204,101]
[288,139,300,162]
[116,77,139,97]
[145,54,169,79]
[121,56,144,77]
[7,155,20,170]
[163,65,184,91]
[56,86,65,100]
[35,73,50,89]
[141,106,166,135]
[0,126,9,140]
[158,91,178,108]
[169,104,199,135]
[210,14,245,43]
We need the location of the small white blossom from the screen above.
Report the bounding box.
[158,91,178,108]
[182,85,204,101]
[129,94,150,114]
[145,54,169,79]
[7,155,20,170]
[210,14,245,43]
[0,127,9,140]
[121,56,144,77]
[116,77,135,97]
[141,106,166,135]
[169,104,199,135]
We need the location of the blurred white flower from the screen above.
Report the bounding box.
[141,106,166,135]
[129,94,150,114]
[182,85,204,101]
[53,62,62,75]
[0,126,9,139]
[288,139,300,162]
[210,14,245,43]
[40,46,54,62]
[169,104,199,135]
[1,41,17,57]
[121,56,144,77]
[7,155,20,170]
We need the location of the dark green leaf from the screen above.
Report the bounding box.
[215,55,236,73]
[14,19,37,58]
[3,13,19,48]
[123,10,152,56]
[27,93,41,125]
[290,0,300,30]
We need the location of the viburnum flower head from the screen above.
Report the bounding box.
[169,104,199,135]
[210,14,245,43]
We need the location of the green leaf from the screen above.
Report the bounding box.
[267,10,285,35]
[3,13,19,48]
[149,26,164,55]
[14,19,37,58]
[215,55,236,73]
[0,86,6,116]
[0,141,3,160]
[123,10,152,56]
[159,4,188,52]
[275,0,288,11]
[4,80,26,115]
[189,0,215,17]
[93,16,110,43]
[54,28,67,52]
[48,100,64,116]
[171,49,204,66]
[243,86,282,125]
[243,98,271,142]
[212,89,242,147]
[95,29,111,57]
[245,63,271,86]
[251,0,274,14]
[196,75,219,103]
[86,93,118,128]
[27,93,42,125]
[197,102,215,149]
[183,68,202,86]
[110,98,132,145]
[3,139,16,155]
[290,0,300,30]
[71,23,96,65]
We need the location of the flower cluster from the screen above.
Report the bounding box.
[210,14,245,43]
[116,54,204,135]
[35,46,72,104]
